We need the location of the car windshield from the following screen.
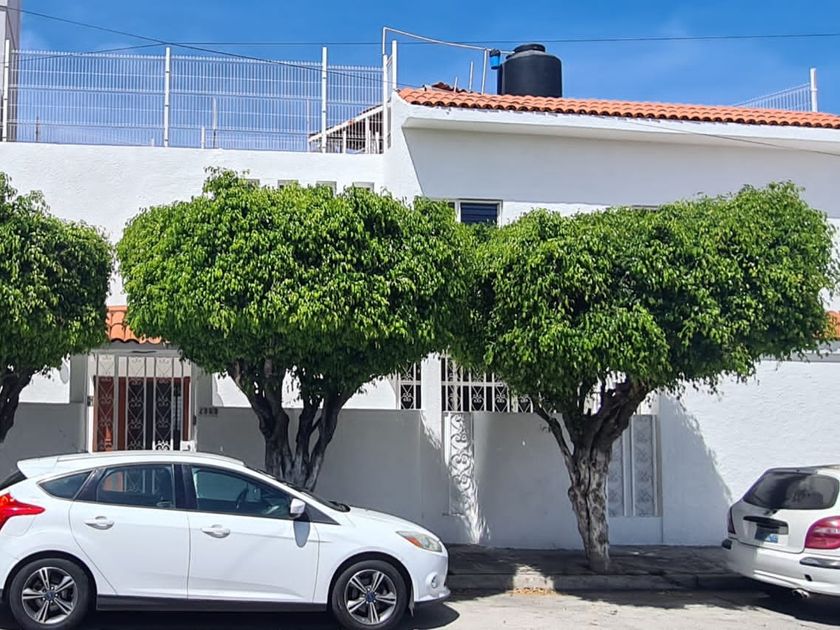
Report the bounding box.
[251,467,350,512]
[744,471,840,510]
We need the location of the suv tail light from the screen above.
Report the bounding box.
[805,517,840,550]
[727,508,736,535]
[0,493,45,531]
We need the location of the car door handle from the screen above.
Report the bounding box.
[84,517,114,530]
[201,525,231,539]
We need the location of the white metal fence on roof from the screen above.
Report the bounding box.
[1,45,385,152]
[735,68,818,112]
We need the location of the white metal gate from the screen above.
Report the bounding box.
[88,350,193,452]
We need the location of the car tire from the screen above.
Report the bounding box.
[7,558,91,630]
[330,559,408,630]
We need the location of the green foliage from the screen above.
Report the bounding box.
[0,173,112,374]
[455,183,839,412]
[117,170,471,400]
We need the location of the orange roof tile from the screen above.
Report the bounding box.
[106,306,161,344]
[829,311,840,340]
[398,87,840,130]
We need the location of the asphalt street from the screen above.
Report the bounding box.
[3,589,840,629]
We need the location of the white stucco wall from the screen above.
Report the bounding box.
[658,356,840,545]
[0,142,383,303]
[0,402,86,477]
[4,101,840,548]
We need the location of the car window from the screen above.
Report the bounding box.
[95,465,175,509]
[745,471,840,510]
[192,467,293,519]
[40,471,91,500]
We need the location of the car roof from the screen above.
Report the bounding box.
[762,465,840,477]
[16,450,246,479]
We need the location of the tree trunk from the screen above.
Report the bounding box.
[536,378,648,573]
[227,361,348,490]
[565,445,612,572]
[0,369,34,445]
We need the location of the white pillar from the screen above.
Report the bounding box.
[810,67,818,113]
[381,50,389,155]
[320,47,328,153]
[163,47,171,147]
[2,39,10,142]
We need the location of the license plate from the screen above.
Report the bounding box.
[756,528,779,543]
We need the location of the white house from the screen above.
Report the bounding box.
[2,35,840,549]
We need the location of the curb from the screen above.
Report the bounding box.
[448,572,753,592]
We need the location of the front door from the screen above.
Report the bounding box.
[185,465,320,602]
[68,464,190,598]
[90,352,192,452]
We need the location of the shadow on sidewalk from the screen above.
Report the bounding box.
[0,604,460,630]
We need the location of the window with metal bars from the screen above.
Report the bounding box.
[395,362,422,410]
[440,356,532,413]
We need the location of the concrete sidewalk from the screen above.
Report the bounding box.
[447,545,751,592]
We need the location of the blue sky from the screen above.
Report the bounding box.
[18,0,840,112]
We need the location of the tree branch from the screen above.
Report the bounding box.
[534,403,574,468]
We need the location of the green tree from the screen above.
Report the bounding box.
[0,173,112,443]
[453,184,838,571]
[117,170,470,489]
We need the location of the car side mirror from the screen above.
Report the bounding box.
[290,498,306,519]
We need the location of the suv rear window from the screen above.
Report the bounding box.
[0,469,26,492]
[745,471,840,510]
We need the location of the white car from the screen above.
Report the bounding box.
[725,466,840,597]
[0,451,449,630]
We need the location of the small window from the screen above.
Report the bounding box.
[277,179,297,189]
[352,182,375,191]
[458,201,499,225]
[315,181,337,194]
[40,471,92,500]
[244,178,261,188]
[192,467,293,519]
[745,472,840,510]
[0,469,26,492]
[95,465,175,510]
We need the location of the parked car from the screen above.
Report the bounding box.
[724,466,840,598]
[0,451,449,630]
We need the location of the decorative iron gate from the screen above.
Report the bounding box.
[89,352,193,452]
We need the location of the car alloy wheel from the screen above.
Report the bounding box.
[344,568,399,626]
[20,566,78,625]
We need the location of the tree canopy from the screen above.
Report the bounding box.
[0,173,112,443]
[453,183,839,570]
[117,170,471,486]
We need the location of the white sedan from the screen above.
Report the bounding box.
[0,451,449,630]
[724,465,840,597]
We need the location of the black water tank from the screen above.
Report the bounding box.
[497,44,562,98]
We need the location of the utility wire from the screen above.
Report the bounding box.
[173,32,840,47]
[8,6,840,46]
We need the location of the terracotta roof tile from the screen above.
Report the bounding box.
[398,87,840,130]
[106,306,161,344]
[829,311,840,340]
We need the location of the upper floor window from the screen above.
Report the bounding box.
[450,201,500,226]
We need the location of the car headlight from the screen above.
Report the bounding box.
[398,531,443,553]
